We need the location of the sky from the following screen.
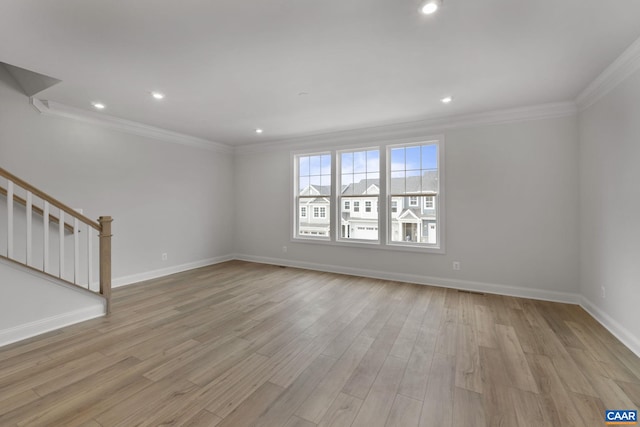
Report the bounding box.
[299,144,438,191]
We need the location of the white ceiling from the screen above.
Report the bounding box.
[1,0,639,146]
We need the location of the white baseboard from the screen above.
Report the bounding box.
[232,254,580,304]
[579,296,640,358]
[112,255,235,288]
[0,304,105,348]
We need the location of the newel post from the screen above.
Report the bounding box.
[98,216,113,315]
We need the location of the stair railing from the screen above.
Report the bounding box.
[0,167,112,314]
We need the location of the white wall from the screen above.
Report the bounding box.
[0,259,104,347]
[0,65,235,285]
[234,116,580,300]
[578,67,640,354]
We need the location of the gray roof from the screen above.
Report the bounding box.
[300,185,332,196]
[340,170,438,195]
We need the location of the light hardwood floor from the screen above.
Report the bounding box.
[0,260,638,426]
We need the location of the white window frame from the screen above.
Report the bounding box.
[409,196,418,207]
[291,136,444,253]
[300,206,307,218]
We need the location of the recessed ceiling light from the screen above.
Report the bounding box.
[255,128,264,134]
[151,92,165,100]
[441,96,453,104]
[421,0,440,14]
[92,102,105,110]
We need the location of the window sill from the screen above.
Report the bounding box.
[291,237,445,254]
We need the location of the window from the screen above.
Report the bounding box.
[314,206,326,218]
[389,142,440,247]
[424,196,435,209]
[293,137,443,251]
[339,149,380,241]
[295,153,331,239]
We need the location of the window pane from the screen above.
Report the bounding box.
[341,152,354,174]
[390,196,437,244]
[390,171,405,194]
[321,174,331,190]
[405,146,420,171]
[342,175,354,195]
[353,173,366,192]
[390,148,404,171]
[299,176,310,194]
[422,170,438,194]
[339,196,378,241]
[353,151,367,173]
[298,199,331,237]
[366,174,380,195]
[422,144,438,169]
[321,154,331,175]
[299,156,310,176]
[309,156,321,175]
[406,170,420,194]
[367,150,380,172]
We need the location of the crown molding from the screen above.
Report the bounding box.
[576,36,640,111]
[234,101,577,154]
[30,98,233,154]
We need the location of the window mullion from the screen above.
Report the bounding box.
[379,147,388,245]
[330,150,338,242]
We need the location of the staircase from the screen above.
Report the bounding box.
[0,167,112,345]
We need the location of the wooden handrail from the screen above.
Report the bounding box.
[0,168,100,231]
[0,186,75,233]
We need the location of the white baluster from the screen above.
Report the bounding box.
[59,210,65,279]
[74,218,79,284]
[7,181,13,259]
[87,226,93,290]
[26,191,33,266]
[43,201,50,272]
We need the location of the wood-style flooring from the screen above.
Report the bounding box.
[0,260,638,426]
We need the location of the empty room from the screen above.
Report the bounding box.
[1,0,639,426]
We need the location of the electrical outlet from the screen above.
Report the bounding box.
[162,253,168,261]
[453,261,461,271]
[601,286,606,298]
[282,246,288,253]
